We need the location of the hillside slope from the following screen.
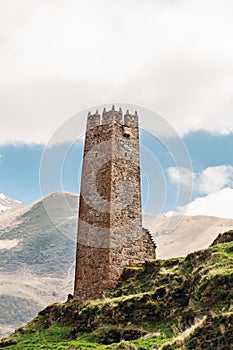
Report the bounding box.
[1,230,233,349]
[0,191,233,336]
[144,213,233,259]
[0,192,78,336]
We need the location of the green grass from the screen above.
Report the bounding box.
[3,320,176,350]
[1,230,233,349]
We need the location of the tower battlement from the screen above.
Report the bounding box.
[86,110,100,130]
[86,106,138,130]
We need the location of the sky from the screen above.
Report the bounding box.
[0,0,233,218]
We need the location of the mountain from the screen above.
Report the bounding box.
[144,213,233,259]
[0,191,233,337]
[1,230,233,349]
[0,191,78,337]
[0,194,23,213]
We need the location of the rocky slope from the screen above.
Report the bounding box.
[0,191,233,336]
[1,230,233,349]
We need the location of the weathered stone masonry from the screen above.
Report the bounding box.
[74,107,156,300]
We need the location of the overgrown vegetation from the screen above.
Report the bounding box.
[1,230,233,349]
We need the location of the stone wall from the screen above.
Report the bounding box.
[74,107,156,300]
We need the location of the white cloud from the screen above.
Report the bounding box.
[167,165,233,195]
[0,0,233,143]
[166,166,233,219]
[181,188,233,219]
[167,167,195,189]
[197,165,233,194]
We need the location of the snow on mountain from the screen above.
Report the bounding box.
[0,204,9,212]
[0,193,23,213]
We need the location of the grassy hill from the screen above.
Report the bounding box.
[1,231,233,349]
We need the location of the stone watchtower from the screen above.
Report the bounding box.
[74,106,156,300]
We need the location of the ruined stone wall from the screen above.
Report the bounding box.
[74,107,156,300]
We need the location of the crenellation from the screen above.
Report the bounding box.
[124,111,138,128]
[87,111,100,130]
[87,107,139,132]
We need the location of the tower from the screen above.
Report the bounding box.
[74,107,156,300]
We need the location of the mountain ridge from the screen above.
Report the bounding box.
[0,193,23,213]
[0,191,233,337]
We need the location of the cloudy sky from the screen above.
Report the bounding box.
[0,0,233,218]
